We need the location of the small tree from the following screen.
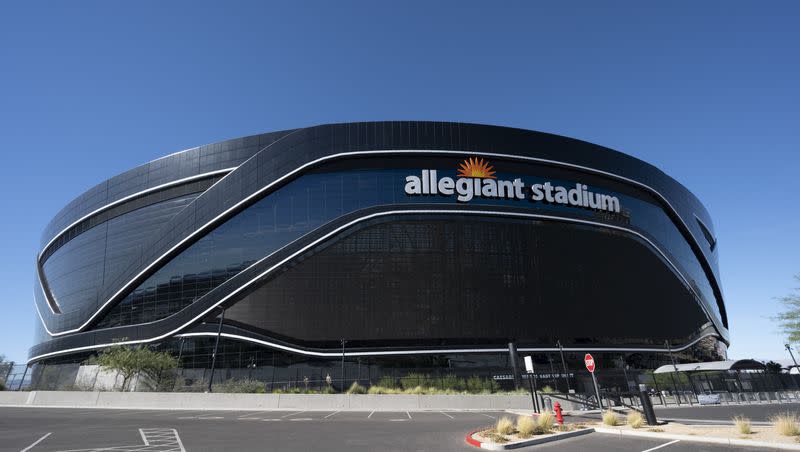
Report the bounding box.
[0,354,11,390]
[95,345,178,391]
[765,361,783,374]
[775,275,800,342]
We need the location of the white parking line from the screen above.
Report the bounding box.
[406,411,412,419]
[281,411,306,418]
[476,412,496,419]
[367,411,375,419]
[21,432,51,452]
[641,439,680,452]
[439,411,454,419]
[323,411,341,419]
[238,411,270,419]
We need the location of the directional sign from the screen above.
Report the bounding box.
[584,353,596,373]
[524,355,534,373]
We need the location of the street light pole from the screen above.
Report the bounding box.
[786,344,799,369]
[786,344,799,390]
[556,340,571,396]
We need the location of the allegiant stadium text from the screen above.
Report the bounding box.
[404,169,621,213]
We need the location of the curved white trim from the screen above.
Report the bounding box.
[33,287,56,337]
[39,168,235,260]
[37,149,722,337]
[36,268,61,314]
[173,331,719,357]
[28,209,720,363]
[36,168,235,314]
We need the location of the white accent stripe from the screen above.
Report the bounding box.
[36,149,724,338]
[27,209,720,363]
[36,168,235,315]
[172,332,718,358]
[39,168,235,258]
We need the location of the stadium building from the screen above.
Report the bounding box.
[29,122,728,391]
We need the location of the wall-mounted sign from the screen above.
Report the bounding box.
[404,158,621,213]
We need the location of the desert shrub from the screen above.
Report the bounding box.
[346,382,367,394]
[602,409,620,426]
[496,416,515,435]
[320,385,336,394]
[516,415,536,437]
[376,376,398,389]
[484,431,509,443]
[540,385,555,394]
[173,377,208,392]
[466,376,499,393]
[771,413,800,436]
[536,411,554,433]
[400,373,431,390]
[440,374,466,391]
[733,416,752,434]
[627,411,644,429]
[367,385,399,394]
[215,378,265,393]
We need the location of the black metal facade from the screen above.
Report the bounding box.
[30,122,728,366]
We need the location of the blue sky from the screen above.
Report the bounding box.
[1,2,798,363]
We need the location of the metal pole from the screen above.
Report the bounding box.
[591,371,603,410]
[556,340,571,396]
[531,365,541,413]
[665,340,683,405]
[507,342,522,390]
[527,373,539,413]
[618,357,630,392]
[784,344,800,388]
[548,355,557,389]
[341,339,347,393]
[207,307,225,393]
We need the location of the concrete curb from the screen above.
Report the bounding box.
[595,427,800,450]
[466,428,594,450]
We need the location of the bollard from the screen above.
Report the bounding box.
[638,384,658,426]
[554,402,564,425]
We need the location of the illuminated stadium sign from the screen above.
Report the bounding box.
[404,157,621,213]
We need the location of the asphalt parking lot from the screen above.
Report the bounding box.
[0,406,789,452]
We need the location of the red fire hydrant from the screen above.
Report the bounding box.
[554,401,564,425]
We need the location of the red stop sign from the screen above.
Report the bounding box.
[584,354,596,373]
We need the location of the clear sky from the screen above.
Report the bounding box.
[1,2,798,364]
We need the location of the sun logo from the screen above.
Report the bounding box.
[457,157,496,179]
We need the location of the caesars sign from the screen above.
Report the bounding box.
[404,157,622,214]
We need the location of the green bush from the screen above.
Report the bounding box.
[376,376,398,389]
[0,381,5,391]
[440,374,466,391]
[400,373,431,390]
[540,385,555,394]
[215,378,266,393]
[466,376,499,393]
[346,381,367,394]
